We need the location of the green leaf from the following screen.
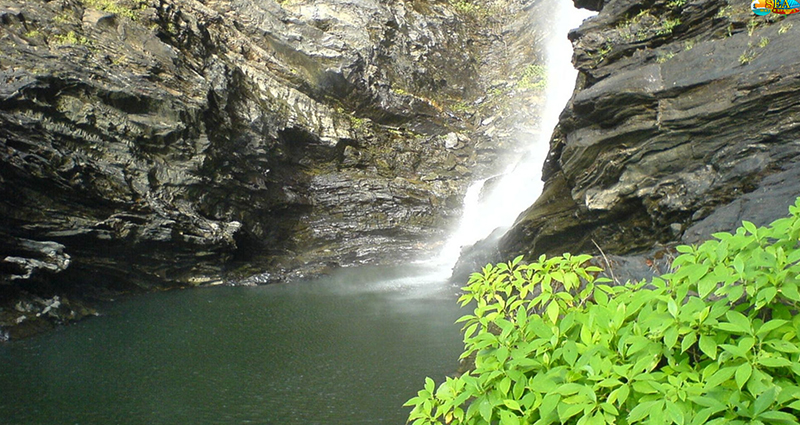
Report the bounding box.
[668,298,679,318]
[564,272,580,290]
[705,366,736,389]
[559,312,575,334]
[735,362,752,389]
[499,410,521,425]
[496,346,510,364]
[600,402,619,416]
[689,263,711,282]
[760,286,778,305]
[699,334,717,359]
[563,340,578,366]
[758,411,800,424]
[766,339,800,353]
[608,384,630,406]
[555,383,585,396]
[503,399,521,412]
[557,402,588,423]
[613,302,627,328]
[681,332,697,353]
[747,368,773,396]
[753,387,776,416]
[720,343,748,359]
[690,408,713,425]
[596,378,623,388]
[689,396,726,412]
[499,376,511,395]
[666,401,685,425]
[632,381,658,394]
[725,310,752,334]
[743,220,758,235]
[425,377,435,394]
[756,319,788,338]
[628,400,658,423]
[756,356,793,368]
[725,285,745,303]
[594,287,609,306]
[585,412,606,425]
[739,336,755,352]
[479,399,493,422]
[539,393,560,421]
[782,283,800,302]
[528,318,553,339]
[716,322,748,333]
[791,362,800,377]
[664,326,679,349]
[733,255,745,274]
[546,301,559,324]
[698,274,717,299]
[406,215,800,425]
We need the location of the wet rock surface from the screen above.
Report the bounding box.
[501,0,800,265]
[0,0,551,336]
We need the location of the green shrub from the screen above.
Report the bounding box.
[406,198,800,425]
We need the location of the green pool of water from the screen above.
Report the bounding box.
[0,265,464,425]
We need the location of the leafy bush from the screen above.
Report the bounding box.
[406,198,800,425]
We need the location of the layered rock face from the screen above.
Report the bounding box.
[0,0,472,333]
[502,0,800,262]
[0,0,554,337]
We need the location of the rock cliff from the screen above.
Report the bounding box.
[0,0,553,337]
[501,0,800,266]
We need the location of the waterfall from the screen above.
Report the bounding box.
[437,0,595,271]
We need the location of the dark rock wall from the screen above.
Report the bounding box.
[0,0,473,284]
[501,0,800,261]
[0,0,551,337]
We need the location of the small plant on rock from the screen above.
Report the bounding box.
[656,18,681,36]
[449,0,480,16]
[81,0,148,21]
[516,64,547,91]
[740,50,756,65]
[51,31,92,46]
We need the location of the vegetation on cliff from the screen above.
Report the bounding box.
[408,198,800,424]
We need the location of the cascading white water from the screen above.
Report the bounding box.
[438,0,595,269]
